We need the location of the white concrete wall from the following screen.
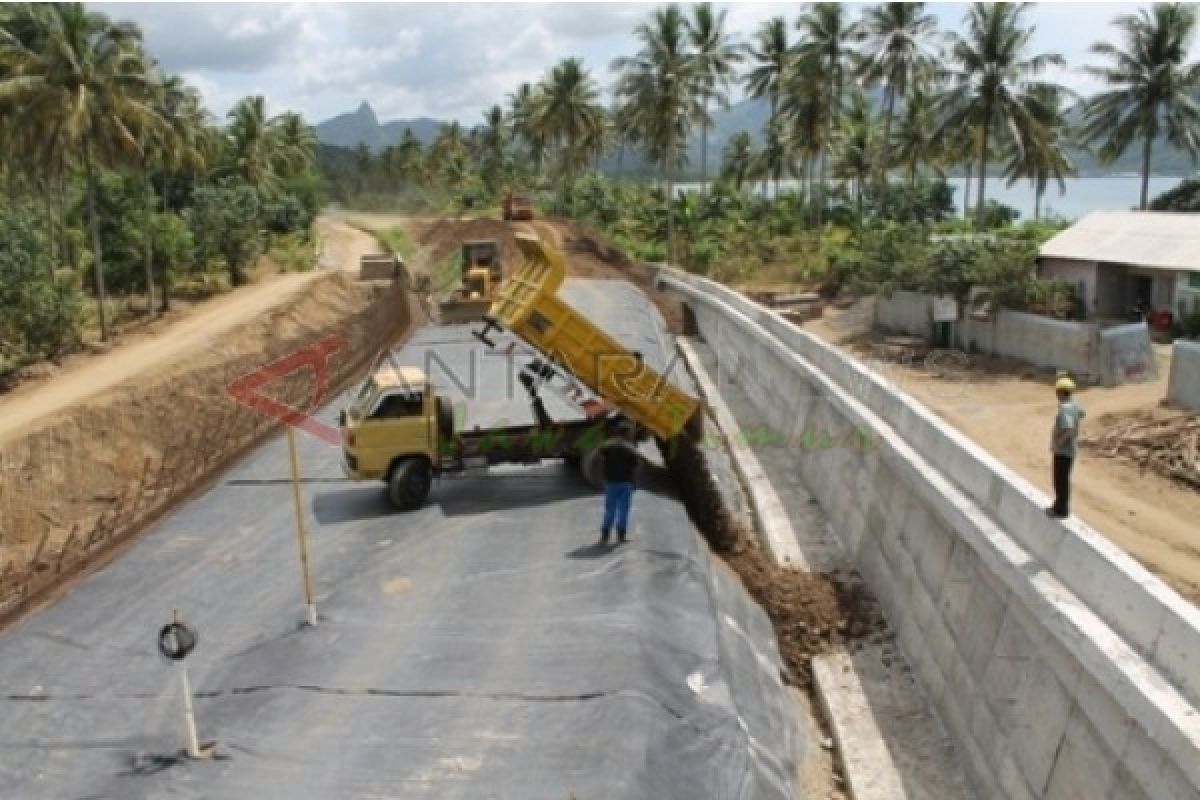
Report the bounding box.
[874,290,932,339]
[876,291,1157,386]
[959,311,1098,377]
[1168,340,1200,410]
[657,267,1200,800]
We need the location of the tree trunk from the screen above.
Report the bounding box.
[84,151,110,342]
[818,83,835,228]
[962,158,972,219]
[159,173,172,312]
[1034,187,1042,220]
[974,104,992,229]
[143,167,157,317]
[1139,134,1153,210]
[665,137,674,266]
[762,97,776,198]
[877,87,896,190]
[700,99,709,195]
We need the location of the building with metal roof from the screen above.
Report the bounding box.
[1037,211,1200,324]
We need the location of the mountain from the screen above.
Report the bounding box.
[315,101,441,152]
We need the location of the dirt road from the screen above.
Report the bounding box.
[805,307,1200,603]
[0,216,377,446]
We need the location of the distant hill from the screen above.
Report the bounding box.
[315,102,441,152]
[315,94,1198,177]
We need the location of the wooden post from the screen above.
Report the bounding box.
[286,427,318,627]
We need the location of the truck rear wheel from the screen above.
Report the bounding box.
[387,457,432,510]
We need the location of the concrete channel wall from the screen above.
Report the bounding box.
[657,268,1200,800]
[1168,340,1200,410]
[874,292,1158,386]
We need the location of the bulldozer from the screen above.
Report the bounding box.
[437,240,503,324]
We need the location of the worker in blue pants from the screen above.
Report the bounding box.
[599,419,639,545]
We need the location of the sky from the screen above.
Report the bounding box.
[93,2,1200,127]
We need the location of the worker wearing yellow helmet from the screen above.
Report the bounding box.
[1047,374,1085,519]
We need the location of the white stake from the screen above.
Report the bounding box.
[179,663,201,759]
[286,426,318,627]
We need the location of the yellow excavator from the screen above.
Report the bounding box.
[340,232,702,509]
[437,240,503,324]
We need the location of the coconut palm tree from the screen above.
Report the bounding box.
[612,6,704,262]
[832,91,876,223]
[892,82,945,187]
[224,95,279,194]
[1001,84,1077,219]
[533,58,605,189]
[687,3,742,192]
[796,3,864,222]
[720,131,757,191]
[940,3,1064,228]
[270,111,317,178]
[0,2,162,341]
[744,16,792,129]
[779,55,828,216]
[508,81,546,175]
[478,104,508,191]
[1083,3,1200,209]
[857,2,940,187]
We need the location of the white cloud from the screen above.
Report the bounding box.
[97,2,1200,127]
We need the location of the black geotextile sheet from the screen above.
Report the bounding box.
[0,279,800,799]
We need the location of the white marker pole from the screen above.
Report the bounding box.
[286,427,319,627]
[179,662,201,759]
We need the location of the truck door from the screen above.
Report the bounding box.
[356,389,432,476]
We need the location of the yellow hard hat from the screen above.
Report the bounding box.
[1055,376,1076,392]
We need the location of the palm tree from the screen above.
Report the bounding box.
[479,104,508,191]
[779,55,828,215]
[395,128,424,184]
[744,16,791,194]
[612,6,703,262]
[940,3,1064,228]
[1083,4,1200,209]
[533,58,605,190]
[270,111,317,178]
[756,115,802,199]
[687,3,742,192]
[796,3,864,222]
[0,3,161,341]
[832,91,876,223]
[857,2,940,187]
[720,131,757,191]
[224,95,279,194]
[893,82,945,187]
[508,81,546,175]
[1003,84,1077,219]
[744,16,791,127]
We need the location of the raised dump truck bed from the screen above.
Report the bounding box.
[476,233,702,443]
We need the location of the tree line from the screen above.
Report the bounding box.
[327,1,1200,231]
[0,3,322,375]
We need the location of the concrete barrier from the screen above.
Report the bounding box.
[875,290,933,339]
[1168,340,1200,410]
[875,292,1158,386]
[657,267,1200,800]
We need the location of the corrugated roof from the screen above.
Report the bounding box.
[1038,211,1200,272]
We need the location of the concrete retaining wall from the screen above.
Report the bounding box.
[658,268,1200,800]
[874,292,1158,386]
[1168,340,1200,410]
[875,290,933,339]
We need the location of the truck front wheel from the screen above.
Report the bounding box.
[387,457,432,510]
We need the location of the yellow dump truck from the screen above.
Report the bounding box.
[340,233,703,510]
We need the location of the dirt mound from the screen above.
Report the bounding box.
[0,272,415,625]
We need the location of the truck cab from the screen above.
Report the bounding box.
[341,366,449,508]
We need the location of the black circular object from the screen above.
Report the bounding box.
[158,622,198,661]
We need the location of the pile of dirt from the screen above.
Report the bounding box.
[0,272,416,625]
[661,435,887,687]
[725,532,888,687]
[1083,409,1200,489]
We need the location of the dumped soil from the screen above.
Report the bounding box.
[725,534,888,687]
